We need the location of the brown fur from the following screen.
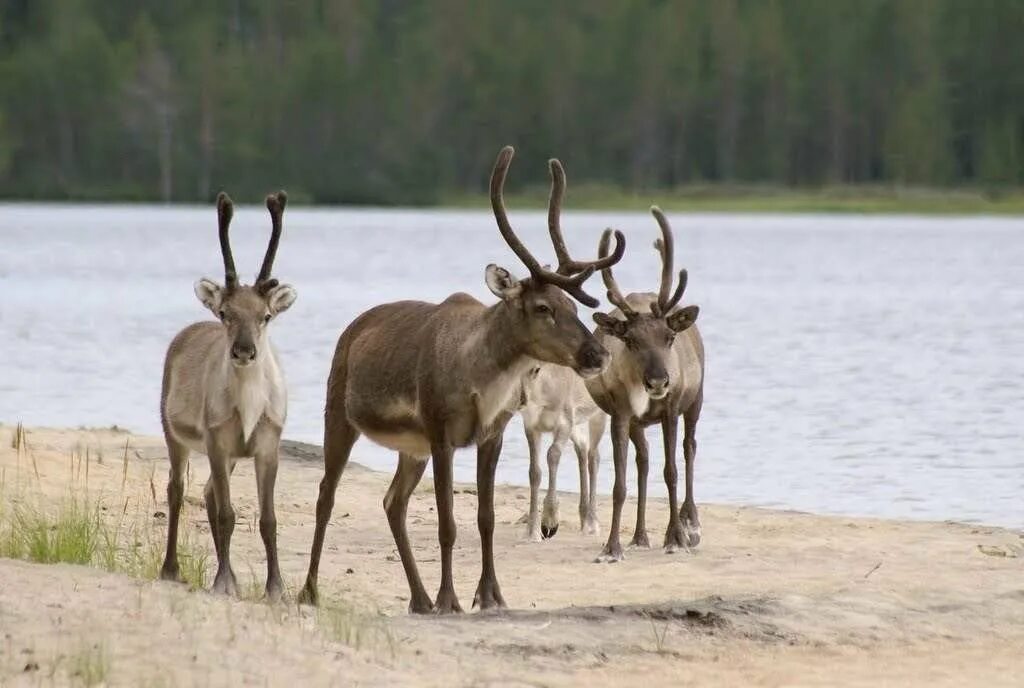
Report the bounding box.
[159,192,297,599]
[298,147,623,613]
[585,208,706,562]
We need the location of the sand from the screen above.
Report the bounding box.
[0,423,1021,687]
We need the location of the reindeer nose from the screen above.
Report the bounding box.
[643,374,669,395]
[231,344,256,363]
[576,344,610,377]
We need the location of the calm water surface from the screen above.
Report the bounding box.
[1,204,1022,528]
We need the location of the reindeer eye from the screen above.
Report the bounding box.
[534,304,552,316]
[218,310,227,321]
[263,314,272,324]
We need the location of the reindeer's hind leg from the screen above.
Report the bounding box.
[629,424,651,549]
[680,391,702,548]
[385,453,432,613]
[298,415,359,606]
[160,437,189,582]
[577,412,604,536]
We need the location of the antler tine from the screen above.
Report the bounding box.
[216,192,237,289]
[256,190,288,290]
[598,228,636,316]
[490,146,545,277]
[651,205,675,315]
[547,158,571,269]
[489,146,611,308]
[548,158,628,276]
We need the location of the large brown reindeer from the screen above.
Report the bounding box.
[585,207,703,563]
[298,146,624,613]
[160,192,297,599]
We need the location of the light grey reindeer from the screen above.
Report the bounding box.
[160,192,297,599]
[519,363,605,541]
[298,146,624,613]
[585,208,703,563]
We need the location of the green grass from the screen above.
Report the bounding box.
[67,642,110,687]
[317,597,396,656]
[0,494,209,588]
[444,183,1024,215]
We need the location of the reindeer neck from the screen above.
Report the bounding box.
[460,302,534,385]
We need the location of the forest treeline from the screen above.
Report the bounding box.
[0,0,1022,204]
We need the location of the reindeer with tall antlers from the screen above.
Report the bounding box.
[585,207,703,563]
[160,192,297,599]
[298,146,624,613]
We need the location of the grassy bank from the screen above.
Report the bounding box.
[445,183,1024,215]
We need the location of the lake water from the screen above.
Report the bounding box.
[1,204,1022,528]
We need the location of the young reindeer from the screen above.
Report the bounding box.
[160,192,297,599]
[585,207,703,563]
[298,146,624,613]
[519,364,605,541]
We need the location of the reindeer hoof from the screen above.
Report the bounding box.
[210,571,239,597]
[683,523,702,548]
[581,518,601,537]
[629,531,651,549]
[159,563,183,583]
[472,579,507,611]
[433,588,464,615]
[408,596,434,615]
[594,544,624,564]
[297,581,319,607]
[541,523,559,539]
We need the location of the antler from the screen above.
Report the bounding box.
[489,146,625,308]
[598,229,637,317]
[547,159,626,276]
[256,190,287,292]
[216,192,238,289]
[650,206,687,316]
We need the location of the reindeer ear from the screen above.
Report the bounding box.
[194,278,223,313]
[266,283,297,315]
[485,264,524,300]
[667,305,699,333]
[593,312,628,338]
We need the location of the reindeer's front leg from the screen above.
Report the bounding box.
[253,427,283,601]
[524,427,543,541]
[595,414,630,563]
[206,435,238,596]
[629,424,651,549]
[473,433,507,610]
[662,413,687,553]
[431,442,462,613]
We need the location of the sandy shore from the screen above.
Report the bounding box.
[1,423,1021,687]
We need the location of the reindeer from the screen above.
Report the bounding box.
[297,146,624,613]
[585,207,703,563]
[519,364,605,541]
[159,191,297,599]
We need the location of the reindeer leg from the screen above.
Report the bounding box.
[206,442,237,596]
[583,413,605,536]
[541,424,569,539]
[681,395,702,548]
[629,424,651,549]
[571,427,589,533]
[299,418,359,606]
[524,428,543,542]
[254,430,283,602]
[662,413,687,553]
[473,434,507,610]
[431,443,463,614]
[596,415,629,563]
[385,453,432,614]
[160,438,189,582]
